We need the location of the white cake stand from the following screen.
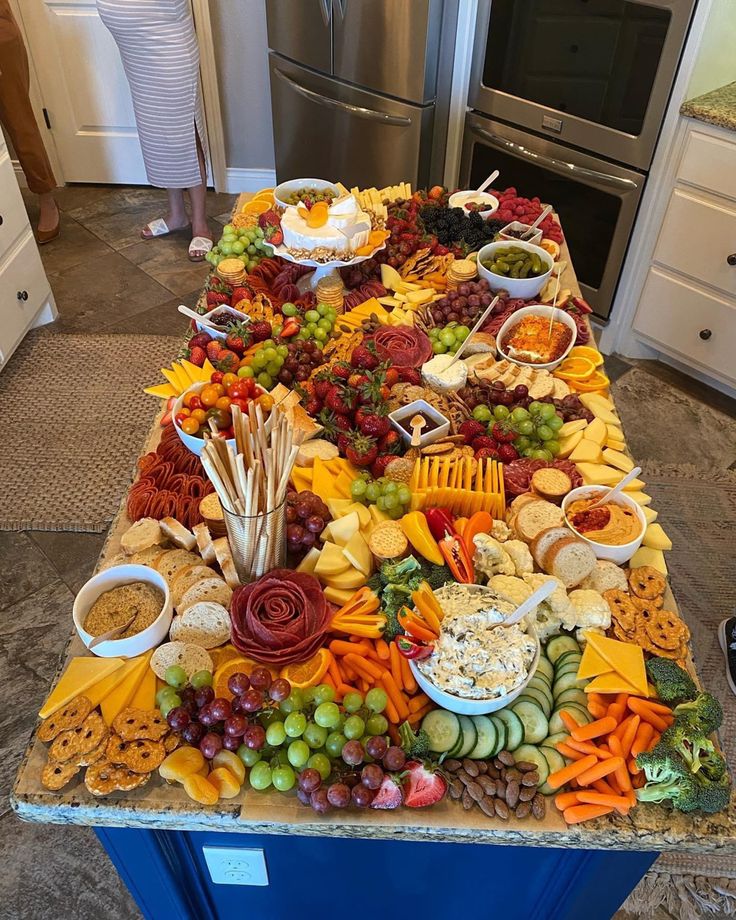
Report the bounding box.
[271,244,386,294]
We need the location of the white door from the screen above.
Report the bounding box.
[16,0,148,183]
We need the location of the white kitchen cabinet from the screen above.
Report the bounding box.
[0,135,57,369]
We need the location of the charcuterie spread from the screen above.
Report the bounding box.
[14,179,732,847]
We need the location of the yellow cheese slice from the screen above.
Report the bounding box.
[577,643,614,680]
[144,383,177,399]
[584,673,642,695]
[101,655,152,725]
[160,367,183,393]
[179,358,205,383]
[622,477,646,491]
[583,418,607,446]
[628,492,652,507]
[326,511,361,547]
[311,458,335,500]
[606,423,624,441]
[557,430,584,459]
[369,505,390,525]
[201,358,216,377]
[326,498,353,519]
[171,362,193,393]
[558,419,588,438]
[323,586,358,606]
[643,522,672,551]
[592,406,621,426]
[606,439,627,452]
[334,470,355,499]
[642,506,658,525]
[290,466,313,493]
[296,546,321,575]
[577,463,621,486]
[586,634,648,695]
[85,662,139,709]
[602,448,634,473]
[344,502,371,529]
[129,665,157,711]
[39,657,125,719]
[342,531,373,576]
[630,545,667,574]
[314,541,352,576]
[579,393,615,412]
[322,565,366,590]
[570,440,603,463]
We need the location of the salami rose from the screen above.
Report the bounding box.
[230,570,330,665]
[373,327,433,367]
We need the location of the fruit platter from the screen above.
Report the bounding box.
[13,180,733,855]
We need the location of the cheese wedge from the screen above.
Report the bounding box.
[144,383,177,399]
[628,492,652,507]
[84,663,138,709]
[577,643,614,681]
[642,506,658,525]
[630,545,667,574]
[334,470,355,500]
[311,458,337,501]
[584,673,643,695]
[314,541,352,576]
[129,665,157,711]
[606,423,624,441]
[322,565,367,590]
[39,657,125,719]
[623,478,646,491]
[296,546,321,575]
[643,523,672,551]
[570,440,603,463]
[171,362,192,393]
[576,463,621,486]
[326,498,352,519]
[607,439,627,452]
[602,448,634,473]
[558,419,588,438]
[369,505,390,525]
[583,418,607,446]
[326,511,361,547]
[585,633,648,696]
[342,531,373,577]
[344,502,371,529]
[579,393,615,412]
[101,655,151,725]
[323,586,358,606]
[557,430,584,459]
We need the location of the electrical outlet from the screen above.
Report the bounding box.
[202,847,269,886]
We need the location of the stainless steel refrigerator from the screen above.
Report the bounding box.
[266,0,456,189]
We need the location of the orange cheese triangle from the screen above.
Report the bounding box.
[39,657,125,719]
[584,673,642,695]
[586,633,648,697]
[100,654,152,725]
[577,642,614,680]
[129,665,157,711]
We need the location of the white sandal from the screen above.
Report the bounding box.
[188,235,214,262]
[141,217,191,240]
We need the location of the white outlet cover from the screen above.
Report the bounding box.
[202,847,269,886]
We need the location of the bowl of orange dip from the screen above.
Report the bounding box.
[497,305,577,371]
[562,486,646,564]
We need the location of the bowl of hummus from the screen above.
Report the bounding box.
[562,485,646,564]
[411,584,540,715]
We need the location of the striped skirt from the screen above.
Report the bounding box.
[97,0,207,188]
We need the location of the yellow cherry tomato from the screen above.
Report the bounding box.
[200,385,219,407]
[181,417,200,435]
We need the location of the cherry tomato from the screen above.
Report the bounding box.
[215,396,232,411]
[212,383,226,398]
[174,410,190,425]
[222,372,238,388]
[187,395,203,411]
[210,409,231,429]
[220,427,235,440]
[243,378,257,397]
[191,408,207,423]
[227,382,248,400]
[182,391,197,408]
[230,398,249,413]
[181,417,200,436]
[258,393,274,411]
[211,371,224,384]
[200,385,219,407]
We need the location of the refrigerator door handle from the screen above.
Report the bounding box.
[332,0,346,20]
[273,67,412,126]
[319,0,331,26]
[471,126,639,191]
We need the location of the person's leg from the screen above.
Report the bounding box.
[140,188,189,239]
[187,128,210,241]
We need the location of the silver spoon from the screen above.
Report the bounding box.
[88,613,137,650]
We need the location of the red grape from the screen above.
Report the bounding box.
[269,678,291,702]
[200,732,223,759]
[365,736,388,760]
[310,788,330,814]
[194,686,214,708]
[304,515,324,533]
[296,787,312,806]
[166,706,191,731]
[210,698,232,721]
[224,715,247,737]
[360,763,384,790]
[227,672,250,696]
[326,783,351,808]
[351,784,375,807]
[181,722,204,745]
[198,703,218,726]
[287,524,305,545]
[383,746,406,771]
[222,734,241,752]
[242,689,264,712]
[250,668,272,691]
[244,724,266,750]
[342,740,365,766]
[298,768,322,794]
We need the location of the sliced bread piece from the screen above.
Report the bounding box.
[154,548,203,586]
[159,517,196,551]
[177,576,232,616]
[169,602,231,649]
[530,468,572,503]
[171,564,219,609]
[530,526,572,568]
[120,518,163,555]
[150,642,213,680]
[193,522,217,566]
[515,500,564,543]
[546,536,597,588]
[212,537,241,590]
[580,559,629,594]
[131,545,168,567]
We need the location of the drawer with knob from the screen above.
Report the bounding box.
[0,233,49,366]
[0,152,31,258]
[633,267,736,385]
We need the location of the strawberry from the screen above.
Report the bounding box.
[216,349,240,374]
[188,332,212,349]
[497,443,519,463]
[492,421,517,443]
[345,432,378,468]
[402,760,447,808]
[471,435,497,452]
[397,367,421,385]
[353,407,370,430]
[370,774,403,810]
[378,430,402,454]
[474,447,498,461]
[304,397,322,417]
[359,413,390,439]
[225,323,251,355]
[371,454,396,479]
[325,386,357,415]
[351,341,380,370]
[313,371,333,400]
[267,227,283,246]
[188,345,206,367]
[250,321,272,343]
[206,340,223,362]
[384,367,400,387]
[331,362,352,381]
[348,373,369,390]
[230,286,250,306]
[459,419,486,445]
[337,433,351,455]
[206,291,230,308]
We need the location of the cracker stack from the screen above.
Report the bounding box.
[216,259,247,286]
[446,259,478,290]
[198,493,227,538]
[315,274,345,312]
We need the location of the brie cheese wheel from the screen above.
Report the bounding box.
[281,194,372,255]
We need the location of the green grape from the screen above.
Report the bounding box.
[257,372,272,389]
[313,328,328,342]
[350,479,367,500]
[511,407,530,422]
[237,745,262,767]
[304,310,320,323]
[158,692,181,717]
[397,486,411,505]
[515,436,531,452]
[265,721,287,747]
[366,713,388,735]
[286,741,310,770]
[301,686,316,705]
[276,344,289,358]
[266,361,281,376]
[317,317,332,331]
[472,405,492,423]
[539,403,557,421]
[263,347,277,361]
[455,325,471,341]
[376,495,387,511]
[532,448,553,461]
[343,715,365,740]
[383,481,398,494]
[274,749,291,766]
[536,424,553,441]
[219,242,233,256]
[297,329,310,340]
[343,691,364,713]
[383,494,398,510]
[429,328,439,339]
[494,405,510,421]
[284,711,307,738]
[313,683,335,705]
[249,762,273,790]
[252,351,267,369]
[303,722,328,749]
[545,440,561,456]
[316,303,328,316]
[432,341,447,354]
[155,686,178,708]
[238,365,254,379]
[307,753,332,781]
[247,244,257,256]
[306,323,317,335]
[365,483,380,503]
[231,240,245,255]
[273,764,296,792]
[258,709,279,728]
[189,670,213,689]
[165,665,187,689]
[516,419,534,436]
[365,687,388,713]
[325,731,347,757]
[279,689,304,714]
[529,401,543,415]
[222,223,235,235]
[547,415,563,431]
[282,302,298,316]
[388,504,403,520]
[440,330,456,347]
[314,702,340,729]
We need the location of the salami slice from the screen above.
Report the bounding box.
[503,458,582,496]
[373,327,433,367]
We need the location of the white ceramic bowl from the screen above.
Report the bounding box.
[274,178,339,210]
[448,189,499,219]
[196,305,250,341]
[497,220,543,247]
[172,381,237,458]
[496,305,578,372]
[477,240,553,299]
[562,485,646,565]
[388,399,450,448]
[409,585,541,715]
[73,564,172,658]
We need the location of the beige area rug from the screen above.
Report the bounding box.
[621,463,736,919]
[0,330,178,532]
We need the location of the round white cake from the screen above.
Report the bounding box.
[280,194,372,256]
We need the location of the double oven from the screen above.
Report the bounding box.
[460,0,696,320]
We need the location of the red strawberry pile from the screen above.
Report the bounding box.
[459,419,520,464]
[492,188,564,244]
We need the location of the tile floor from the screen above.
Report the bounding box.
[2,185,735,920]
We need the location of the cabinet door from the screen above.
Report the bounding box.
[0,152,30,257]
[0,234,49,368]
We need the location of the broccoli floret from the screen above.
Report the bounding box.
[636,739,732,814]
[366,572,384,595]
[399,720,430,759]
[688,773,732,814]
[636,746,689,786]
[660,724,716,775]
[673,692,723,735]
[380,555,422,586]
[700,748,728,783]
[636,769,697,808]
[381,584,413,641]
[645,657,697,704]
[417,561,454,591]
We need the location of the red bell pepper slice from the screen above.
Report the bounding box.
[424,507,456,542]
[438,531,474,583]
[396,636,433,660]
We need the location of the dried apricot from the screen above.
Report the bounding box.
[159,745,205,783]
[183,773,219,805]
[212,749,245,784]
[208,767,241,799]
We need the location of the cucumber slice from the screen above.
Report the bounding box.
[565,703,593,724]
[422,710,460,753]
[527,676,554,702]
[545,731,569,748]
[490,715,507,756]
[535,656,554,683]
[495,709,524,752]
[553,673,588,698]
[554,650,582,670]
[548,704,592,735]
[513,744,550,784]
[555,688,588,707]
[511,700,549,745]
[546,635,581,664]
[539,745,567,775]
[468,715,497,759]
[455,715,477,759]
[517,687,552,718]
[556,660,583,679]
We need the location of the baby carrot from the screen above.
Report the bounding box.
[576,791,631,814]
[383,690,399,724]
[627,698,668,732]
[607,737,632,792]
[592,778,618,797]
[632,771,646,789]
[576,756,625,787]
[566,739,613,760]
[560,710,582,733]
[389,642,403,691]
[571,716,617,742]
[607,702,625,722]
[620,714,641,760]
[337,683,358,698]
[627,757,640,775]
[328,656,343,687]
[408,692,430,713]
[408,702,434,725]
[631,697,672,716]
[613,713,634,740]
[382,673,410,722]
[344,653,384,681]
[547,754,598,790]
[375,638,390,660]
[630,722,655,758]
[556,742,585,761]
[587,701,607,719]
[646,731,661,752]
[330,639,370,657]
[554,791,582,811]
[563,804,615,825]
[400,655,417,694]
[587,692,608,706]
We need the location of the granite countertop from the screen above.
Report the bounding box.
[681,82,736,132]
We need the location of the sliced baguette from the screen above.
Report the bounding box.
[212,537,241,590]
[515,500,564,543]
[120,518,163,555]
[154,549,203,586]
[580,560,629,594]
[546,536,597,588]
[193,522,217,565]
[169,601,231,649]
[160,517,196,551]
[150,642,213,681]
[171,564,219,609]
[530,526,573,569]
[131,545,168,567]
[177,576,232,616]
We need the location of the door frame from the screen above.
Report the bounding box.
[13,0,228,191]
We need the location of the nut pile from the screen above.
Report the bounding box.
[444,750,546,821]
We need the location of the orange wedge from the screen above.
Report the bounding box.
[254,187,274,198]
[279,649,331,689]
[568,370,610,392]
[568,345,604,367]
[242,199,272,216]
[540,239,561,259]
[209,644,242,672]
[554,357,597,380]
